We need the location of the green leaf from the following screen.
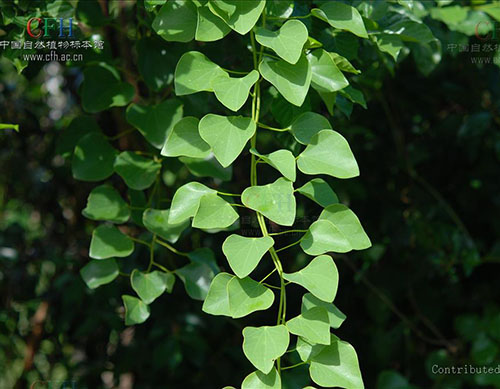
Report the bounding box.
[208,0,266,35]
[242,368,281,389]
[202,272,233,316]
[296,179,339,208]
[142,209,189,243]
[328,52,360,74]
[242,325,290,373]
[308,49,349,93]
[192,193,239,229]
[289,112,332,145]
[384,20,434,43]
[319,204,371,250]
[286,307,331,345]
[302,293,346,329]
[211,70,259,111]
[72,132,117,182]
[312,2,368,38]
[114,152,161,190]
[241,177,296,226]
[161,117,210,158]
[175,51,226,96]
[131,270,174,304]
[228,277,275,318]
[80,258,119,289]
[180,155,233,181]
[56,116,100,158]
[300,219,351,256]
[250,148,296,182]
[81,64,134,113]
[376,370,413,389]
[199,114,256,167]
[283,255,339,303]
[82,184,130,223]
[126,99,183,149]
[374,34,404,61]
[152,0,197,42]
[176,259,216,301]
[309,335,364,389]
[222,235,274,278]
[259,55,312,107]
[136,37,176,92]
[255,20,308,64]
[297,130,359,179]
[169,182,216,224]
[122,295,150,325]
[89,225,134,259]
[196,4,231,41]
[296,337,326,363]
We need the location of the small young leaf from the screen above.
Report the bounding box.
[241,177,296,226]
[374,34,404,61]
[227,277,275,318]
[250,148,296,182]
[222,235,274,278]
[300,220,351,255]
[302,293,346,329]
[72,132,117,182]
[283,255,339,303]
[198,114,256,167]
[143,209,189,244]
[161,117,210,158]
[122,295,150,325]
[312,2,368,38]
[211,70,260,112]
[131,270,174,304]
[208,0,266,35]
[297,130,359,179]
[89,225,134,259]
[80,258,119,289]
[202,272,233,316]
[307,49,349,93]
[114,152,161,190]
[82,184,130,223]
[328,52,360,74]
[296,179,339,208]
[152,0,197,42]
[174,51,226,95]
[255,20,308,64]
[242,325,290,373]
[289,112,332,145]
[242,368,281,389]
[286,307,331,345]
[259,55,312,107]
[192,193,239,229]
[169,182,216,224]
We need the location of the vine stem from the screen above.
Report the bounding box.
[250,19,287,376]
[156,238,189,257]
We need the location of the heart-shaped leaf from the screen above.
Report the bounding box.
[241,177,296,226]
[195,4,231,41]
[222,235,274,278]
[131,270,175,304]
[283,255,339,303]
[82,184,130,223]
[136,37,177,92]
[126,99,183,149]
[161,117,210,158]
[297,130,359,179]
[228,277,275,318]
[202,272,233,316]
[242,325,290,374]
[192,193,239,229]
[289,112,332,145]
[180,154,232,181]
[255,20,308,64]
[56,116,100,158]
[250,148,296,182]
[259,54,312,107]
[199,114,256,167]
[81,64,134,113]
[114,152,161,190]
[122,295,150,325]
[175,51,226,95]
[211,70,259,111]
[296,337,326,363]
[72,132,117,182]
[302,293,346,329]
[169,182,216,224]
[152,0,197,42]
[142,208,189,243]
[308,49,349,93]
[312,2,368,38]
[300,219,351,256]
[319,204,371,250]
[309,335,364,389]
[286,307,331,345]
[296,179,339,208]
[208,0,265,35]
[89,225,134,259]
[242,368,281,389]
[176,258,216,301]
[80,258,119,289]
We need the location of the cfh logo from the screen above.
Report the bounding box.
[26,17,74,39]
[475,21,500,41]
